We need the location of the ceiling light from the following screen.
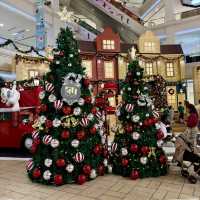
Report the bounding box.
[0,23,4,27]
[26,29,30,32]
[12,32,18,36]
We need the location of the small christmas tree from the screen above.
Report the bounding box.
[26,28,109,185]
[111,52,168,180]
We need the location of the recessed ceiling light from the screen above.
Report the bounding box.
[26,29,30,32]
[0,23,4,27]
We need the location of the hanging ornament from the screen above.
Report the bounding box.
[144,86,148,91]
[71,139,80,148]
[125,124,133,133]
[136,71,141,76]
[51,139,60,148]
[111,143,118,153]
[137,100,146,107]
[73,107,81,116]
[137,89,141,94]
[53,118,61,127]
[93,144,101,155]
[39,115,47,124]
[131,115,140,123]
[77,174,86,185]
[83,164,92,175]
[157,130,164,140]
[84,96,92,104]
[62,106,72,115]
[54,100,63,110]
[91,107,97,114]
[140,157,148,165]
[26,159,34,171]
[66,164,74,173]
[128,87,131,91]
[77,130,85,140]
[61,130,70,139]
[43,135,52,145]
[33,168,41,179]
[157,140,163,147]
[45,83,54,92]
[43,170,52,180]
[68,63,72,67]
[97,165,105,176]
[87,113,94,121]
[159,155,167,164]
[32,130,39,140]
[125,104,134,112]
[153,111,159,119]
[56,60,60,64]
[45,120,53,128]
[141,146,150,155]
[90,169,97,179]
[56,159,66,168]
[96,111,103,121]
[78,98,85,106]
[121,148,128,156]
[132,132,140,140]
[74,152,85,163]
[40,104,47,112]
[103,159,108,167]
[90,126,97,135]
[39,91,45,99]
[146,113,150,117]
[107,165,113,173]
[48,94,56,102]
[121,158,129,167]
[155,123,161,130]
[130,144,138,153]
[54,174,63,186]
[130,169,139,180]
[44,158,52,167]
[69,54,73,58]
[80,117,89,127]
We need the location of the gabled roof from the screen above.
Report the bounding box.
[160,45,184,54]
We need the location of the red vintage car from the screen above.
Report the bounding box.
[0,86,41,150]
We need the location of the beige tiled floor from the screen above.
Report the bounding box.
[0,161,200,200]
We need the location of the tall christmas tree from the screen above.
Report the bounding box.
[111,51,168,180]
[26,28,109,185]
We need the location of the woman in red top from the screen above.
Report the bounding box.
[174,104,199,164]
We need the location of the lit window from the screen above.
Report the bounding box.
[103,40,115,50]
[104,61,114,78]
[166,63,174,77]
[144,42,155,52]
[29,70,38,79]
[82,60,93,78]
[145,62,153,75]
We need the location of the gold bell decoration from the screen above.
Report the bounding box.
[32,119,44,131]
[148,147,156,157]
[61,115,79,128]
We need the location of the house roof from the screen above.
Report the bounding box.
[78,41,183,55]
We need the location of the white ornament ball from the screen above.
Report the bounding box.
[132,132,140,140]
[39,91,45,99]
[69,54,73,58]
[51,139,60,148]
[99,129,104,136]
[71,139,79,148]
[140,157,148,165]
[144,86,148,90]
[108,165,112,173]
[78,98,85,106]
[68,63,72,67]
[128,87,131,91]
[132,115,140,123]
[87,113,94,121]
[136,72,141,76]
[121,148,128,156]
[88,84,93,91]
[44,159,53,167]
[103,159,108,167]
[48,94,56,102]
[53,118,61,127]
[139,122,143,126]
[43,170,52,180]
[90,169,97,179]
[146,113,150,117]
[66,164,74,173]
[137,89,141,94]
[157,140,163,147]
[56,60,60,64]
[155,123,161,130]
[39,115,47,124]
[73,107,81,116]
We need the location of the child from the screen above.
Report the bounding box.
[178,102,184,123]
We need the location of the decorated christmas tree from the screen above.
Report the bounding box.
[26,28,109,185]
[110,51,168,180]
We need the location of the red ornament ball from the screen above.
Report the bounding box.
[56,159,66,168]
[33,168,41,179]
[77,130,85,140]
[83,164,92,175]
[54,174,63,185]
[33,138,41,145]
[159,155,167,164]
[85,96,92,104]
[91,107,97,114]
[31,143,38,154]
[62,106,72,115]
[121,158,129,167]
[130,169,139,180]
[130,144,138,153]
[61,130,70,139]
[125,124,133,133]
[157,130,164,140]
[141,146,150,155]
[83,79,90,87]
[40,104,47,112]
[45,120,53,128]
[97,165,105,176]
[93,144,101,155]
[59,51,64,56]
[77,174,86,185]
[90,127,97,135]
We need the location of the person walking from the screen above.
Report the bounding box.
[178,102,184,123]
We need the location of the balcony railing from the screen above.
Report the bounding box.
[106,0,143,24]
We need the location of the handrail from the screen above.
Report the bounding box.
[78,20,101,35]
[106,0,143,24]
